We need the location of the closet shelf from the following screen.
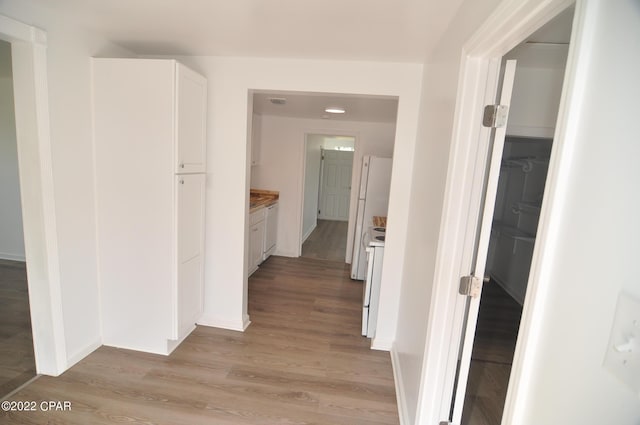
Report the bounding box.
[492,221,536,243]
[501,156,549,172]
[511,201,542,215]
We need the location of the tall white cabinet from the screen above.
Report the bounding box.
[92,58,207,355]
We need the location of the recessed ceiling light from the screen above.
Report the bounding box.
[325,107,345,114]
[269,97,287,105]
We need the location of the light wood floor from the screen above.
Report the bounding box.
[2,256,399,424]
[0,260,36,397]
[301,220,349,262]
[462,281,522,425]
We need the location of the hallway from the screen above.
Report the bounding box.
[301,220,349,262]
[1,256,398,424]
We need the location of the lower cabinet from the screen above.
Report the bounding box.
[249,217,266,275]
[264,203,278,260]
[249,202,278,276]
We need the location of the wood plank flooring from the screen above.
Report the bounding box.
[0,260,36,397]
[2,256,399,425]
[462,281,522,425]
[301,220,349,262]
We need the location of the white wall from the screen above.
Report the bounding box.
[301,133,323,242]
[166,56,422,333]
[389,0,502,422]
[0,3,135,369]
[0,47,25,261]
[519,1,640,423]
[507,66,566,138]
[252,116,396,257]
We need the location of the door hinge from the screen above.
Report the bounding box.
[482,104,509,128]
[439,422,452,425]
[459,275,482,298]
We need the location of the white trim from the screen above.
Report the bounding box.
[302,222,316,243]
[1,14,67,376]
[371,337,392,351]
[390,345,409,425]
[198,314,249,332]
[503,2,593,423]
[414,0,577,424]
[0,252,26,262]
[65,338,101,369]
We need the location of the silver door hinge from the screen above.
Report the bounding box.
[459,275,482,298]
[482,104,509,128]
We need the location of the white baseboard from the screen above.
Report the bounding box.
[371,337,393,351]
[302,223,317,243]
[198,314,248,332]
[242,314,251,330]
[391,344,410,425]
[0,252,26,262]
[65,338,102,371]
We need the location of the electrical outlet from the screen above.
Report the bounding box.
[603,292,640,396]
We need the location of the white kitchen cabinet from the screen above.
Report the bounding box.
[263,203,278,260]
[175,174,206,339]
[249,209,266,275]
[92,58,207,355]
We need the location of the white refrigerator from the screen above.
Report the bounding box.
[350,156,393,280]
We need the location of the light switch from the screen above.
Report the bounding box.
[603,292,640,396]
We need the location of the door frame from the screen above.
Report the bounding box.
[298,131,358,257]
[318,149,353,222]
[0,15,67,376]
[414,0,590,423]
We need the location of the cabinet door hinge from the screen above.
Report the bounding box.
[482,104,509,128]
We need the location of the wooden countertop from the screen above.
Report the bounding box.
[250,189,279,213]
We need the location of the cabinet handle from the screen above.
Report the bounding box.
[180,163,185,169]
[180,179,184,185]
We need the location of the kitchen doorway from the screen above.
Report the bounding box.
[301,134,355,262]
[447,6,574,424]
[0,39,37,397]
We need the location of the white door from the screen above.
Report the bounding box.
[175,63,207,174]
[175,173,205,340]
[448,60,518,425]
[319,150,353,221]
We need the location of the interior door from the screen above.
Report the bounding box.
[448,60,518,425]
[319,150,354,221]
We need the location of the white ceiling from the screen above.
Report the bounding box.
[17,0,465,62]
[505,6,574,68]
[253,92,398,123]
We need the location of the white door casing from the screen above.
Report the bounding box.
[0,14,67,375]
[319,150,353,221]
[450,59,518,425]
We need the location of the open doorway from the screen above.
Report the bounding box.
[458,6,574,425]
[0,39,36,397]
[301,134,355,262]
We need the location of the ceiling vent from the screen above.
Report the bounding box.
[268,97,287,105]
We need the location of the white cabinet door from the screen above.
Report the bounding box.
[249,220,265,275]
[175,174,205,339]
[264,203,278,259]
[175,63,207,174]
